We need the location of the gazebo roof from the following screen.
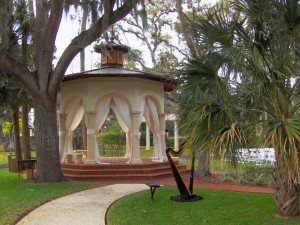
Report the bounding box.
[63,40,176,91]
[63,67,176,92]
[94,42,129,53]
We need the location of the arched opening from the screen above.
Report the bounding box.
[142,96,165,161]
[93,94,131,160]
[59,96,84,161]
[98,109,126,157]
[59,93,169,165]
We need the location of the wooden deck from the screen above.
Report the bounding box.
[61,157,190,183]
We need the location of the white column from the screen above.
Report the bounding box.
[59,113,66,161]
[159,113,168,161]
[128,111,143,164]
[174,120,179,150]
[145,123,151,150]
[85,112,97,164]
[124,133,130,158]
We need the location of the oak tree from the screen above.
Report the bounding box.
[0,0,144,182]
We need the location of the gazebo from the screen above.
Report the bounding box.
[58,41,176,164]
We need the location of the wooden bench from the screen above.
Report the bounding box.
[146,182,162,199]
[74,153,83,164]
[64,153,74,163]
[17,159,37,179]
[74,150,87,159]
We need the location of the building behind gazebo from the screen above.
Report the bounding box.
[58,41,176,164]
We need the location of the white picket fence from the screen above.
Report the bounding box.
[237,148,275,165]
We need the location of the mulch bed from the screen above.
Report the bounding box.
[194,174,241,186]
[0,164,8,169]
[193,173,269,188]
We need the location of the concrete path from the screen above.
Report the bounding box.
[17,184,148,225]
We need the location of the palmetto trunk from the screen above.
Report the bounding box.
[12,107,22,162]
[22,103,31,160]
[195,151,211,177]
[274,164,299,217]
[0,108,4,145]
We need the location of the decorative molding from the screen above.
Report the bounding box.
[84,111,96,115]
[130,111,142,116]
[87,129,95,135]
[58,131,66,136]
[158,113,166,117]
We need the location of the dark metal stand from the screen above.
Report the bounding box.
[189,150,196,194]
[146,182,162,199]
[170,194,203,202]
[166,147,203,202]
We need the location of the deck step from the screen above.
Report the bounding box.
[61,157,191,182]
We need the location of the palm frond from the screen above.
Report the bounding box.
[263,117,300,184]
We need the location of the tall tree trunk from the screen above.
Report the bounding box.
[12,107,22,161]
[33,96,65,182]
[195,150,211,177]
[21,8,31,160]
[80,0,88,150]
[175,0,199,57]
[0,107,4,146]
[22,103,31,160]
[80,0,87,72]
[274,164,299,217]
[0,124,3,146]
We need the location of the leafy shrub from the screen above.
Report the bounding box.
[220,173,235,183]
[2,121,12,136]
[97,120,126,156]
[239,164,275,187]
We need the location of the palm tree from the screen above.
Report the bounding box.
[0,71,30,162]
[177,0,300,217]
[0,0,33,160]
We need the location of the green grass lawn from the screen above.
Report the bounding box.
[0,150,9,165]
[1,148,299,225]
[140,148,155,157]
[99,147,155,158]
[107,187,300,225]
[0,168,98,225]
[181,158,238,172]
[0,150,37,165]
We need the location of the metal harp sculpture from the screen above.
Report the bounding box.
[166,147,203,202]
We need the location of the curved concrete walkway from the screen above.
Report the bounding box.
[16,184,148,225]
[16,181,273,225]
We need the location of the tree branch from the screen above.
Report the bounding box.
[51,0,136,95]
[0,1,38,95]
[0,47,38,95]
[0,1,11,48]
[33,0,64,93]
[34,0,48,68]
[47,0,64,55]
[175,0,198,57]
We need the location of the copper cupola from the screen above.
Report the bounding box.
[94,38,129,68]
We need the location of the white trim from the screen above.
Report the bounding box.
[87,129,95,135]
[58,131,66,136]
